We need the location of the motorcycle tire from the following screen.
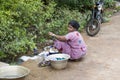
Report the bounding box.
[86,19,100,36]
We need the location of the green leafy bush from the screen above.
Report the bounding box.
[45,7,87,36]
[55,0,94,11]
[104,0,116,8]
[55,0,116,11]
[0,0,56,61]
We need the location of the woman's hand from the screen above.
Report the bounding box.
[48,32,66,41]
[48,32,56,37]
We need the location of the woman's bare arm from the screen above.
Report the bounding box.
[48,32,67,42]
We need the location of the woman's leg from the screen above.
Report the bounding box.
[53,40,71,55]
[53,40,87,60]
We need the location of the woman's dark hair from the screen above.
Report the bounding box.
[68,20,80,30]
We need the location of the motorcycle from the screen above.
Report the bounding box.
[86,0,104,36]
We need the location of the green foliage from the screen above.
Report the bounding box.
[0,0,56,61]
[55,0,116,11]
[46,7,87,36]
[55,0,94,11]
[115,6,120,11]
[104,0,116,8]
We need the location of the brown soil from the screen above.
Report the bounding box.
[21,12,120,80]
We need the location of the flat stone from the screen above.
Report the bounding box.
[0,62,9,67]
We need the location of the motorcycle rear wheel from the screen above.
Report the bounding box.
[86,19,100,36]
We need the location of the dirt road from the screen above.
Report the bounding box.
[22,12,120,80]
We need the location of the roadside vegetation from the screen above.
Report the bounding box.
[0,0,119,63]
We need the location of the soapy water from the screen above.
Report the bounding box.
[50,57,65,61]
[56,57,65,60]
